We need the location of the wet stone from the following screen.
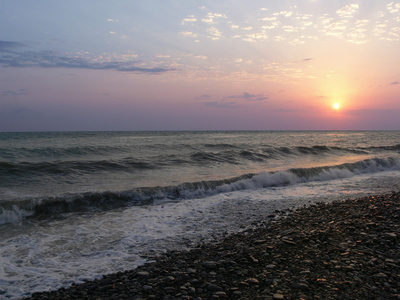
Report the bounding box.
[208,284,223,292]
[202,261,217,269]
[24,192,400,300]
[246,278,260,284]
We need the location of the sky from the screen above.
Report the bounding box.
[1,0,400,131]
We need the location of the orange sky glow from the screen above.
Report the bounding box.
[0,1,399,131]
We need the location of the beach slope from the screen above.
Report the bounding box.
[27,192,400,299]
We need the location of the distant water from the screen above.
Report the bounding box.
[1,131,400,298]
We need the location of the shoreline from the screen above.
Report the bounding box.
[26,192,399,299]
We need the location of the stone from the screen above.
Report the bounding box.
[246,278,260,284]
[143,285,153,291]
[273,294,284,299]
[165,276,175,281]
[208,284,223,292]
[202,261,217,269]
[292,283,309,291]
[385,233,397,239]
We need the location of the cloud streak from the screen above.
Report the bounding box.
[1,88,28,98]
[227,92,269,101]
[0,40,176,73]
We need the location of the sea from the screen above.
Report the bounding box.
[1,130,400,299]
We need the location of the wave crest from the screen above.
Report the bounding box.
[1,157,399,225]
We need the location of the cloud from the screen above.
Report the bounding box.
[194,55,207,59]
[10,107,31,114]
[274,108,298,113]
[180,31,198,38]
[390,81,400,85]
[181,15,198,25]
[0,40,175,73]
[273,11,293,17]
[227,92,269,102]
[336,4,359,18]
[0,41,26,52]
[207,27,222,40]
[199,92,267,108]
[204,101,237,108]
[201,12,227,24]
[387,2,400,13]
[196,94,212,100]
[1,88,28,97]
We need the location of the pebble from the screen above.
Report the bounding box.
[266,264,276,269]
[25,192,400,300]
[142,285,152,291]
[246,278,260,284]
[202,261,217,269]
[165,276,175,281]
[208,284,223,292]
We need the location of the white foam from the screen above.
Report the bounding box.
[0,206,34,225]
[215,157,400,194]
[1,170,400,299]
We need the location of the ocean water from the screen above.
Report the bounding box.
[1,130,400,298]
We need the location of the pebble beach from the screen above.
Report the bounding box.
[26,192,400,300]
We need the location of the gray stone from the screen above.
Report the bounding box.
[165,276,175,281]
[292,283,309,291]
[202,261,217,269]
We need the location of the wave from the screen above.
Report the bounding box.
[2,143,399,178]
[0,145,131,161]
[0,158,158,178]
[1,156,400,225]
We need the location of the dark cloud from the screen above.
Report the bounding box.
[10,107,31,114]
[195,94,212,100]
[227,92,269,101]
[302,58,312,62]
[390,81,399,85]
[0,40,176,73]
[273,108,298,113]
[0,41,26,52]
[1,88,28,97]
[204,101,237,108]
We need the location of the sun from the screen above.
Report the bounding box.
[333,103,340,110]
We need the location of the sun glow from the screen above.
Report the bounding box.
[333,103,340,110]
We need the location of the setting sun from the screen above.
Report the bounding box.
[333,103,340,110]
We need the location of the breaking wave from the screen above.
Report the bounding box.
[1,156,399,225]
